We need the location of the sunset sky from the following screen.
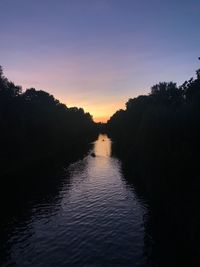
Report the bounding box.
[0,0,200,122]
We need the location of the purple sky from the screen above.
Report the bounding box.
[0,0,200,121]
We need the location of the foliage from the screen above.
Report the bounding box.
[107,69,200,267]
[108,69,200,189]
[0,66,97,175]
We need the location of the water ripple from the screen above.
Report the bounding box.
[1,134,147,267]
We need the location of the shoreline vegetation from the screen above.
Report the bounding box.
[0,66,98,178]
[107,69,200,266]
[108,68,200,195]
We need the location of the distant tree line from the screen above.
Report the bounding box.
[0,66,97,176]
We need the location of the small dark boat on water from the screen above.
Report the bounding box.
[91,152,96,157]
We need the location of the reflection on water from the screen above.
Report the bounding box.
[1,134,147,267]
[93,134,111,157]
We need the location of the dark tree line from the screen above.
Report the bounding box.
[108,69,200,185]
[107,69,200,266]
[0,66,97,176]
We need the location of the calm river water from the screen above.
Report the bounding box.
[1,134,148,267]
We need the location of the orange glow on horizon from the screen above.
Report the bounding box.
[56,95,126,125]
[93,116,108,123]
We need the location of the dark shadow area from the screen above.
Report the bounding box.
[108,69,200,266]
[0,141,93,266]
[121,163,200,267]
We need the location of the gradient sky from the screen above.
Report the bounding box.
[0,0,200,122]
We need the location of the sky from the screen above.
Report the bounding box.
[0,0,200,122]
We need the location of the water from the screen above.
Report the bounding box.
[1,134,148,267]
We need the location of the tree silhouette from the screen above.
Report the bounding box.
[0,66,97,176]
[107,68,200,267]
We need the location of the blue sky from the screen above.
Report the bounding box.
[0,0,200,121]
